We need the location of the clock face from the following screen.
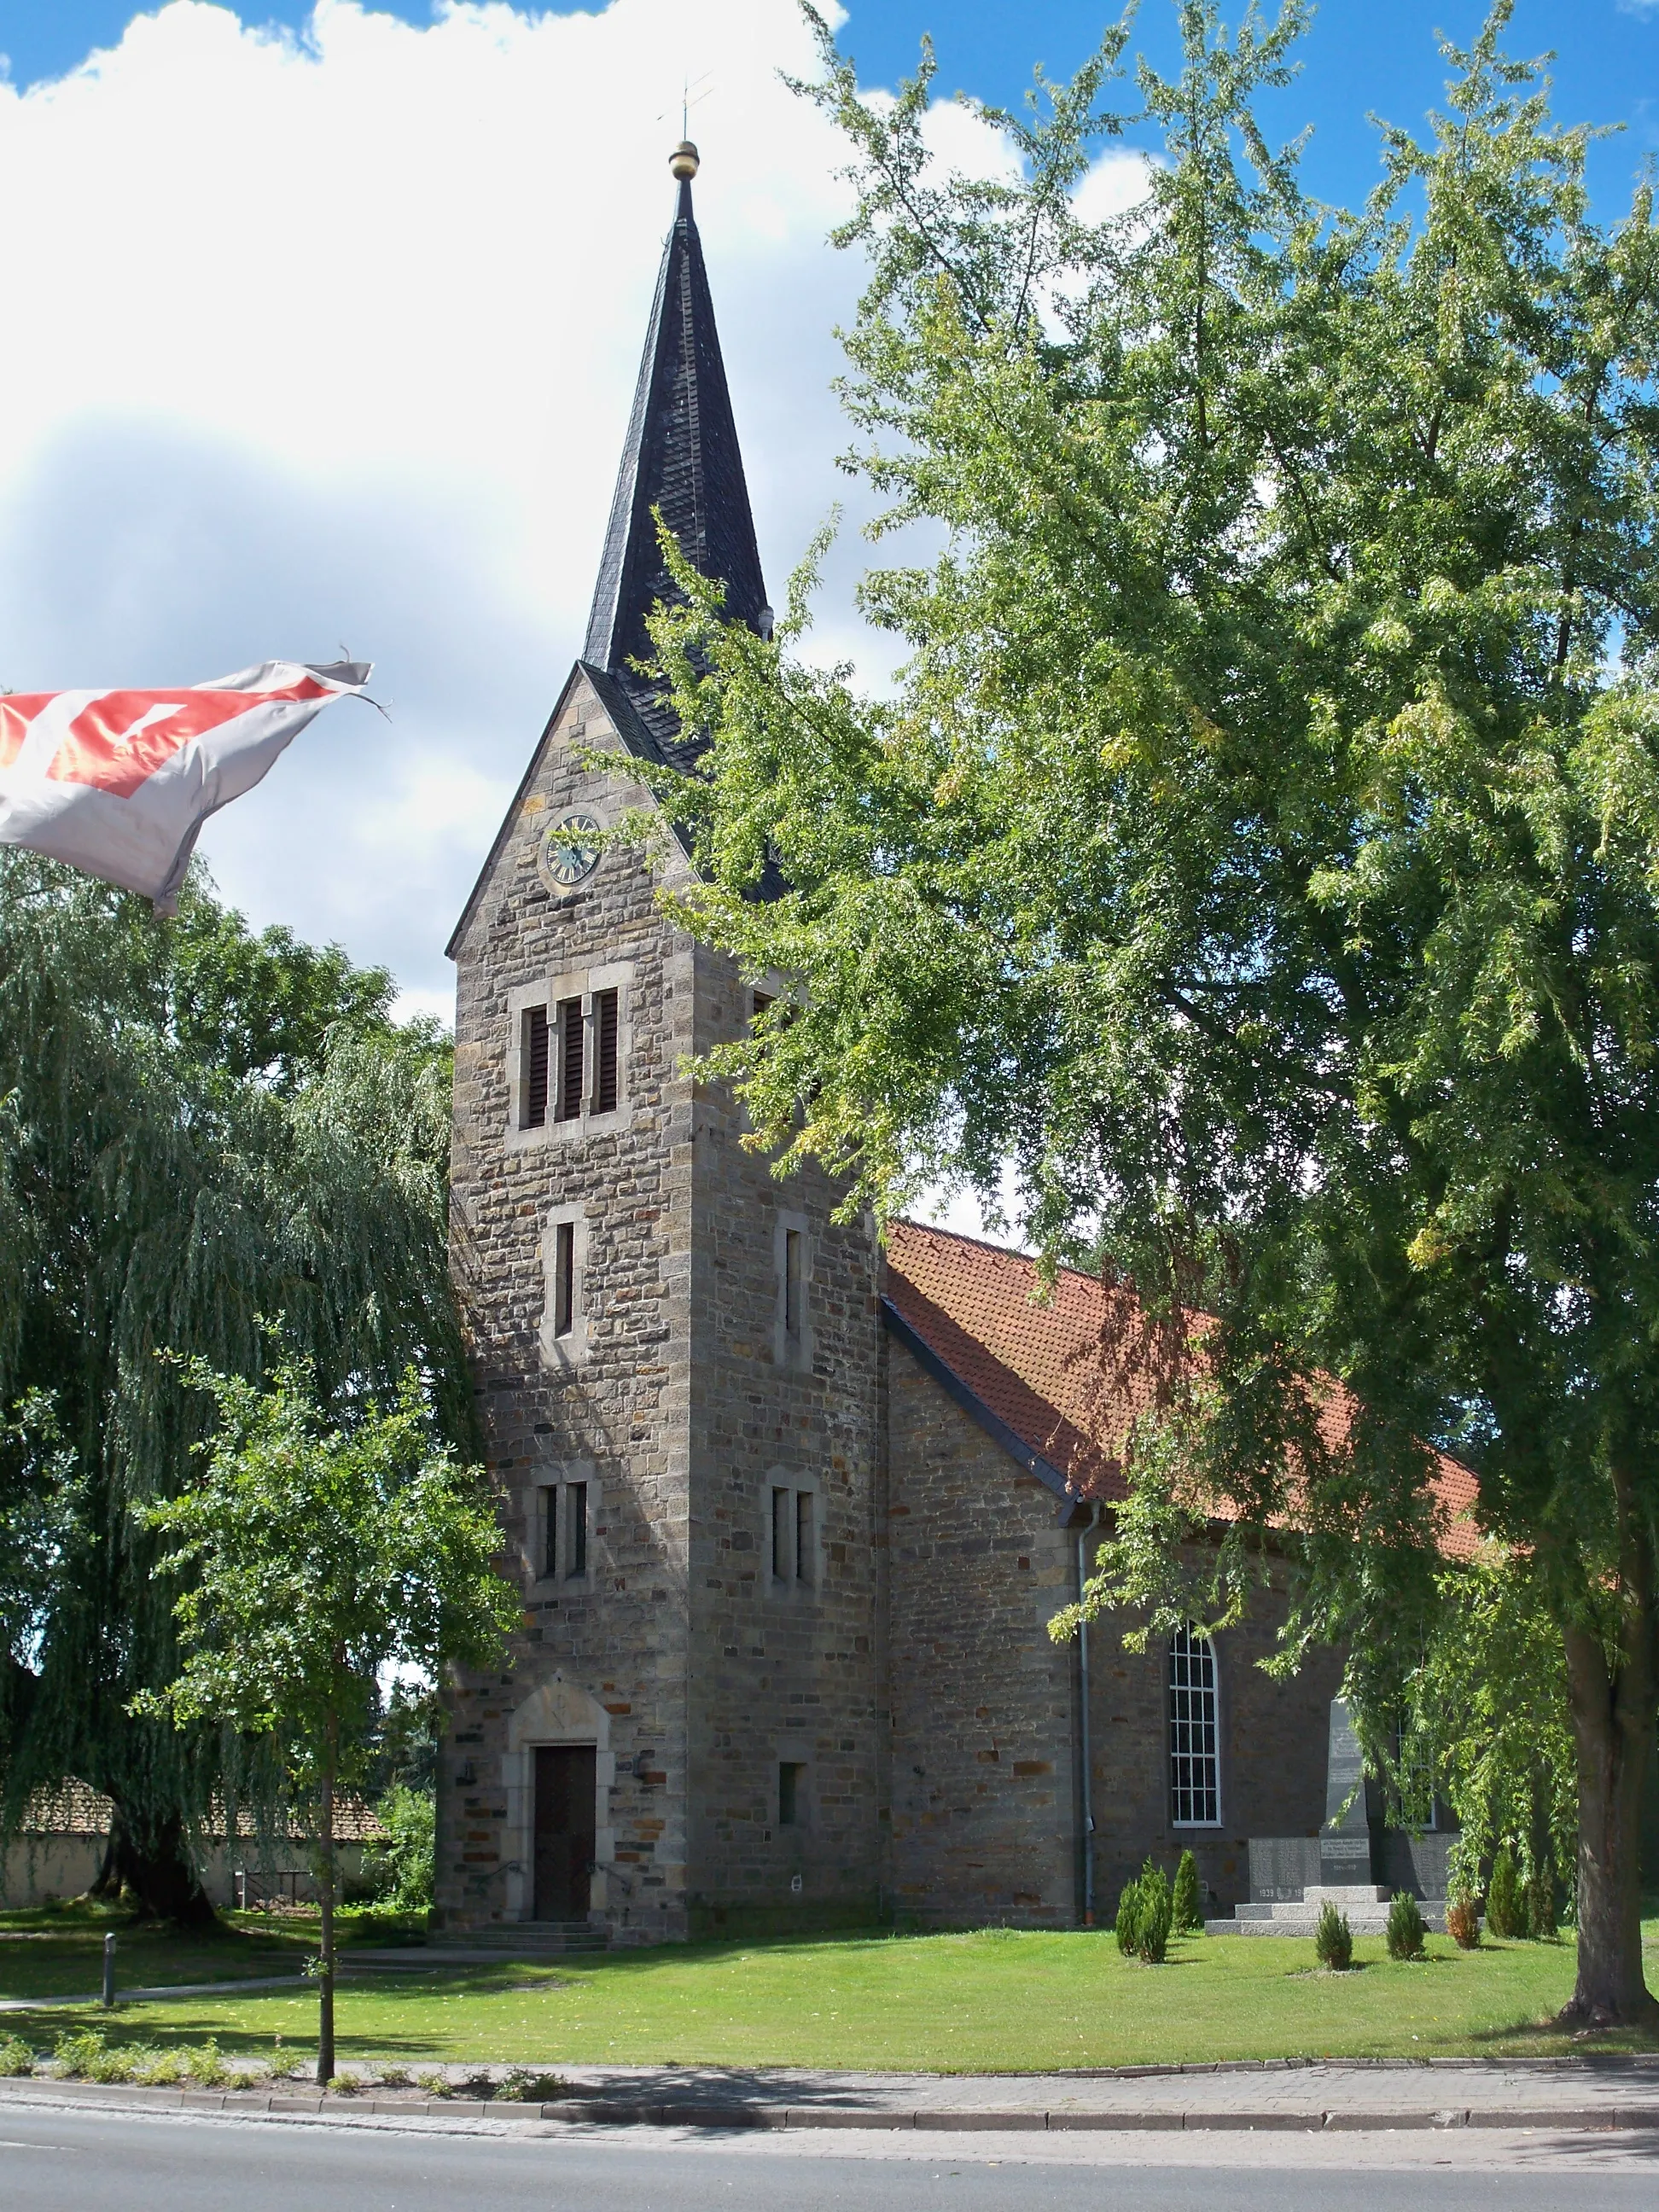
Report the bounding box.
[539,811,602,890]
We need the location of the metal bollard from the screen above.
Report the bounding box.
[102,1930,116,2011]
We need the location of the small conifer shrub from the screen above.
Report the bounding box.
[1314,1901,1354,1970]
[1386,1890,1427,1960]
[1445,1892,1480,1949]
[1485,1846,1523,1939]
[1135,1860,1173,1964]
[1525,1863,1557,1941]
[1172,1848,1202,1933]
[1115,1877,1142,1957]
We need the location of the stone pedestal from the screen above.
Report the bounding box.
[1318,1698,1377,1889]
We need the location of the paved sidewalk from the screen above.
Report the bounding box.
[3,2058,1658,2133]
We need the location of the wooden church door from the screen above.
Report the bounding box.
[533,1745,596,1921]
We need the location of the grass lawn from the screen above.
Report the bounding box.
[3,1906,1658,2070]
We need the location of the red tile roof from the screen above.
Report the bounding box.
[883,1220,1480,1554]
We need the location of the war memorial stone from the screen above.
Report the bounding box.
[1318,1697,1377,1887]
[1208,1699,1451,1933]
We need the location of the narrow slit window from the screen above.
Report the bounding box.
[567,1481,588,1579]
[1168,1623,1220,1826]
[783,1228,803,1340]
[795,1490,813,1584]
[778,1761,803,1827]
[771,1487,792,1581]
[522,1005,550,1129]
[592,988,620,1114]
[552,1221,575,1338]
[753,990,774,1025]
[556,997,584,1121]
[541,1487,558,1580]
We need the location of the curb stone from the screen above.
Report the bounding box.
[3,2078,1659,2133]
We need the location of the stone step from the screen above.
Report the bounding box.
[1205,1901,1448,1938]
[399,1923,612,1958]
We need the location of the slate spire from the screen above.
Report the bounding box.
[582,143,768,770]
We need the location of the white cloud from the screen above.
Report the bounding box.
[0,0,1040,1012]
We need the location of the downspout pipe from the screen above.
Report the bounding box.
[1074,1505,1097,1927]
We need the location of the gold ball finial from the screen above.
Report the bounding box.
[670,140,700,182]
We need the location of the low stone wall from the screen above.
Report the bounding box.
[2,1837,369,1911]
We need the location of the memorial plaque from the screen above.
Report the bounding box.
[1248,1836,1320,1903]
[1319,1698,1377,1887]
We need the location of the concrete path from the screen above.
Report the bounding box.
[0,1976,305,2014]
[0,1954,494,2011]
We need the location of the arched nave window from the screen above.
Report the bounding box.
[1168,1623,1221,1826]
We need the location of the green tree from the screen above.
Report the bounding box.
[136,1355,518,2082]
[633,4,1659,2023]
[360,1782,437,1912]
[0,854,468,1918]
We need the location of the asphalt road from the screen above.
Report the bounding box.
[2,2104,1658,2212]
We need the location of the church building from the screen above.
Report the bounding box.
[437,147,1365,1943]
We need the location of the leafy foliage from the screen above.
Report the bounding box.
[361,1784,436,1913]
[135,1355,518,2076]
[637,0,1659,2023]
[1388,1551,1575,1915]
[1314,1901,1353,1970]
[0,854,467,1912]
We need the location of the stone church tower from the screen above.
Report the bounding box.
[439,146,886,1941]
[439,148,1394,1949]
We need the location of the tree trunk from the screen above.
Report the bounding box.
[89,1804,216,1927]
[1561,1620,1658,2027]
[316,1735,336,2086]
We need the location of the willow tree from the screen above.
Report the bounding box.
[635,3,1659,2023]
[0,852,469,1917]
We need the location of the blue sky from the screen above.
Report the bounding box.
[0,0,1653,1054]
[3,2,1656,217]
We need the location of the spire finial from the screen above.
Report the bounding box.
[670,139,700,182]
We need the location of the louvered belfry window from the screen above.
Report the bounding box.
[593,988,620,1113]
[1168,1623,1221,1825]
[522,1005,550,1129]
[555,997,584,1121]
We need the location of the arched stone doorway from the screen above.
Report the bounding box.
[503,1677,614,1923]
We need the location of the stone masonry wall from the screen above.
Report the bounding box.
[442,664,1342,1942]
[884,1334,1346,1928]
[1081,1545,1342,1920]
[884,1337,1081,1926]
[682,950,885,1930]
[441,672,698,1942]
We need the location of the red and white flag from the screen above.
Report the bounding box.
[0,660,370,915]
